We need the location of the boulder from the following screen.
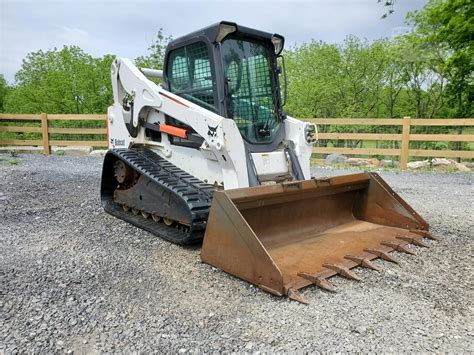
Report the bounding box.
[51,146,92,156]
[0,146,43,154]
[325,154,347,164]
[346,158,372,166]
[407,160,429,169]
[454,163,471,172]
[408,158,471,171]
[90,149,108,157]
[369,158,380,166]
[431,158,471,172]
[380,159,395,167]
[431,158,452,166]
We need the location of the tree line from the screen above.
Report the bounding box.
[0,0,471,119]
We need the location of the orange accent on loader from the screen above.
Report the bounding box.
[159,124,188,139]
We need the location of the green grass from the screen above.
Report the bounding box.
[0,157,21,165]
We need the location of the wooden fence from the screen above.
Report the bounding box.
[1,114,473,169]
[306,117,474,169]
[0,113,107,154]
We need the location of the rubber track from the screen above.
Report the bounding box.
[102,148,214,244]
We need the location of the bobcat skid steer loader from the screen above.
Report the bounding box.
[101,21,437,303]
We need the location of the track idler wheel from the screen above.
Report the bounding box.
[114,160,136,184]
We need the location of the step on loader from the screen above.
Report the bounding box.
[101,21,437,303]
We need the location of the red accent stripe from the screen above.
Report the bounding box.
[160,92,189,108]
[106,113,111,149]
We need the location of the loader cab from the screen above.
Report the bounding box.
[163,21,286,149]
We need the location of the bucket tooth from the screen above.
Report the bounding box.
[381,241,416,255]
[298,272,337,292]
[344,255,380,271]
[287,288,309,304]
[364,248,399,264]
[323,263,362,281]
[396,235,430,248]
[409,229,439,241]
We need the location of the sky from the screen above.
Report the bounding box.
[0,0,427,83]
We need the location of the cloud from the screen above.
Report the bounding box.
[0,0,428,83]
[55,25,91,44]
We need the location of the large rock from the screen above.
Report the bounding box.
[431,158,471,172]
[407,158,471,172]
[346,158,373,166]
[369,158,380,166]
[90,150,108,157]
[454,163,471,172]
[0,146,43,154]
[380,159,395,167]
[432,158,452,166]
[407,160,430,169]
[51,146,92,156]
[325,154,347,164]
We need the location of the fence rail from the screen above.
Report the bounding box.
[305,117,474,169]
[0,113,108,154]
[1,114,473,170]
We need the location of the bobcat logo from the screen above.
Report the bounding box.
[207,124,218,138]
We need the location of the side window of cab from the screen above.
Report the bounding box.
[167,42,216,112]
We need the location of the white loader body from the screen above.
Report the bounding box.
[107,58,316,189]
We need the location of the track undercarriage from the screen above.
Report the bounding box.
[101,148,214,244]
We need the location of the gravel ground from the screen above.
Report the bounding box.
[1,154,473,353]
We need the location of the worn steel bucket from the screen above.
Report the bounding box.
[201,172,436,303]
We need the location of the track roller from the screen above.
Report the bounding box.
[163,217,175,226]
[152,213,161,223]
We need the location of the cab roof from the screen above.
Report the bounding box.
[166,21,285,55]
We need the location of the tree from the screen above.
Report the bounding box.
[0,75,9,112]
[135,29,172,70]
[336,36,387,118]
[285,41,342,118]
[285,37,389,120]
[378,0,397,18]
[406,0,473,117]
[285,37,391,149]
[380,41,409,118]
[392,36,447,118]
[4,46,113,114]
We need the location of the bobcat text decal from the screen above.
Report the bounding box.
[110,138,126,148]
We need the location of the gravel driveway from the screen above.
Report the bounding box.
[1,154,472,353]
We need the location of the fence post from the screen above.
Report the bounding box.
[400,116,411,170]
[41,113,50,154]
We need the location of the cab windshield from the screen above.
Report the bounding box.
[221,38,281,144]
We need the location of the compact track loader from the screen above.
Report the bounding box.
[101,21,436,303]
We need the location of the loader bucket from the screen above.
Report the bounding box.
[201,172,436,303]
